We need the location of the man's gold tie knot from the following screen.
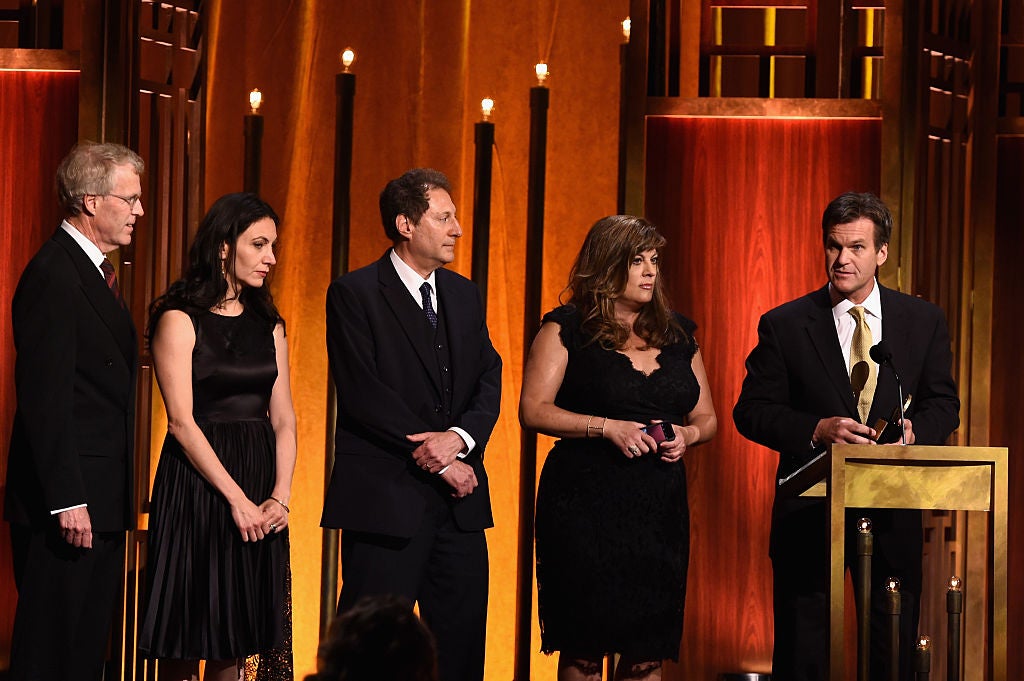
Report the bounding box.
[849,305,876,423]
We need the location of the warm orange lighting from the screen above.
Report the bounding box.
[885,576,901,592]
[535,62,549,85]
[249,88,262,114]
[621,17,631,42]
[481,97,495,121]
[948,575,962,591]
[341,48,356,72]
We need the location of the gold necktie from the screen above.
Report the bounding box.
[849,305,876,423]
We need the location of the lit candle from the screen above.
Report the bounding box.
[535,62,549,86]
[621,16,631,42]
[946,576,962,681]
[913,635,931,680]
[341,47,355,73]
[481,97,495,121]
[244,88,265,193]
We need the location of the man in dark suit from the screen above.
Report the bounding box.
[322,168,501,681]
[733,192,960,681]
[5,142,143,680]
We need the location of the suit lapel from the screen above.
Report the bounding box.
[804,286,859,419]
[53,230,136,364]
[377,254,442,395]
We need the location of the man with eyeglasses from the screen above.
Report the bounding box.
[5,141,144,680]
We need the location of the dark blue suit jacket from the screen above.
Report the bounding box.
[321,251,501,538]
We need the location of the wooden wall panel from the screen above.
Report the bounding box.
[991,136,1024,680]
[644,115,881,679]
[0,69,79,670]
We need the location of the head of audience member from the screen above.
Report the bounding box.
[379,168,460,278]
[305,595,438,681]
[57,141,145,253]
[564,214,682,350]
[821,192,891,304]
[147,192,282,337]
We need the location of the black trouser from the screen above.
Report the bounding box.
[338,489,489,681]
[9,523,126,681]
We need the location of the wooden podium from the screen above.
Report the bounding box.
[778,444,1008,681]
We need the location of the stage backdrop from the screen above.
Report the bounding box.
[203,1,626,677]
[644,115,881,679]
[0,69,80,668]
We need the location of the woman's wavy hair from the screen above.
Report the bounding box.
[147,192,282,338]
[562,214,685,350]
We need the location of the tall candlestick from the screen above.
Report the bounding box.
[471,99,495,310]
[856,518,873,681]
[514,69,550,681]
[884,577,902,681]
[947,576,962,681]
[914,635,931,681]
[243,88,264,194]
[321,49,357,642]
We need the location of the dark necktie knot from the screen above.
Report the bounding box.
[420,282,438,328]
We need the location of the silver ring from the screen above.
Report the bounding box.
[628,445,640,455]
[269,523,277,532]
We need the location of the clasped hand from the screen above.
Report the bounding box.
[231,496,288,542]
[603,419,686,463]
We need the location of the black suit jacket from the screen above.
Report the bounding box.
[321,251,501,538]
[733,284,960,552]
[5,227,137,532]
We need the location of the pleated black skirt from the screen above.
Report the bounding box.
[139,419,288,660]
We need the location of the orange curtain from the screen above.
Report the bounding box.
[204,1,628,677]
[644,116,881,679]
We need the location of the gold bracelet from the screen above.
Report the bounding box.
[585,414,596,438]
[600,417,607,437]
[269,496,290,513]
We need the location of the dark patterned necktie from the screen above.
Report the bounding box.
[420,282,438,328]
[99,259,126,308]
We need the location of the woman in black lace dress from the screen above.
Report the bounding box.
[521,215,717,681]
[139,193,296,680]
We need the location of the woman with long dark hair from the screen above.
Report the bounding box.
[520,215,717,681]
[139,192,296,680]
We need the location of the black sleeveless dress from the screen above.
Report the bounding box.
[139,307,288,661]
[534,305,700,661]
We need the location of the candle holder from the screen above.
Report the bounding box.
[515,65,550,681]
[855,518,873,681]
[947,576,962,681]
[914,635,931,681]
[243,88,264,194]
[320,48,357,642]
[471,98,495,310]
[884,577,901,681]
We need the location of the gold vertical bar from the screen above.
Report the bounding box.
[765,8,776,98]
[713,7,722,96]
[863,9,875,98]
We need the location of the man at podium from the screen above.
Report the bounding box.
[733,192,960,681]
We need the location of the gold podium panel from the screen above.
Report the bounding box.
[778,444,1008,681]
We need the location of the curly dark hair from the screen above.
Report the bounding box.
[305,595,438,681]
[378,168,452,242]
[147,192,282,338]
[563,214,685,350]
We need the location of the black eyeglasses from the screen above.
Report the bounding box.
[101,193,142,210]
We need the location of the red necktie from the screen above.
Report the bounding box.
[100,259,126,309]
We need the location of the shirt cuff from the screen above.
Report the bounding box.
[51,503,87,515]
[448,426,474,458]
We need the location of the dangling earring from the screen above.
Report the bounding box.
[220,259,226,277]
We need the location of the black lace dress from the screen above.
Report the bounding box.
[139,307,289,664]
[534,305,700,661]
